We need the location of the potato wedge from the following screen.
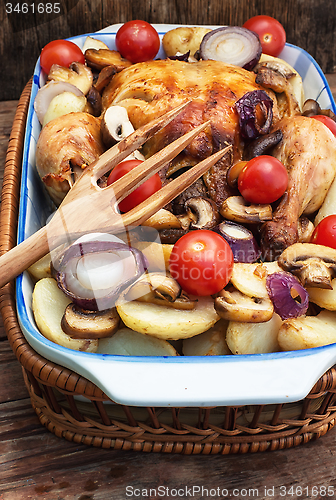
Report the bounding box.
[32,278,98,352]
[230,261,282,298]
[97,328,177,356]
[183,319,231,356]
[116,296,219,340]
[315,174,336,225]
[226,313,282,354]
[278,310,336,351]
[162,27,211,57]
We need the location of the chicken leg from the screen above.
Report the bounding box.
[260,115,336,260]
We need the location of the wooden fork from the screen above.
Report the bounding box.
[0,102,231,288]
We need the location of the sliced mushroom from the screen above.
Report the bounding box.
[215,288,274,322]
[297,217,315,243]
[244,129,283,160]
[48,62,93,95]
[85,48,132,72]
[94,65,117,93]
[278,242,336,289]
[184,196,221,229]
[220,196,272,223]
[82,36,110,52]
[86,86,102,116]
[302,99,321,117]
[61,304,120,339]
[101,105,134,147]
[255,66,301,118]
[158,228,189,244]
[125,273,196,310]
[302,99,336,120]
[142,208,183,230]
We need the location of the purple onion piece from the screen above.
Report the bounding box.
[214,221,261,263]
[55,240,147,311]
[200,26,262,71]
[235,90,273,140]
[266,272,309,321]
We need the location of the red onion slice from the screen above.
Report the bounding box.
[215,221,261,263]
[54,240,146,311]
[199,26,262,70]
[235,90,274,140]
[266,272,309,320]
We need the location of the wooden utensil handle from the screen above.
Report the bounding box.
[0,225,49,288]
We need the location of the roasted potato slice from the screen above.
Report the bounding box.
[28,252,52,281]
[162,27,212,57]
[308,278,336,310]
[32,278,98,352]
[226,313,282,354]
[278,310,336,351]
[97,328,178,356]
[182,319,231,356]
[230,261,282,298]
[116,296,219,340]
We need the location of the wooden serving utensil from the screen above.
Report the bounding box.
[0,102,231,288]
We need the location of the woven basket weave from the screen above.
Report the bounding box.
[1,80,336,454]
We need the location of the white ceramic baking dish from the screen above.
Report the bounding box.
[16,24,336,407]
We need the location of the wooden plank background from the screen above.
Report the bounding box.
[1,0,336,101]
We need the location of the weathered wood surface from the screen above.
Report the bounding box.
[1,0,336,100]
[1,85,336,498]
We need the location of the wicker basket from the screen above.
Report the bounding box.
[2,80,336,455]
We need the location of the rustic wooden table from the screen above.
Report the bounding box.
[1,77,336,499]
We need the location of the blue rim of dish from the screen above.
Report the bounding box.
[16,32,336,366]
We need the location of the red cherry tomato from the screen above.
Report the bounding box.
[243,15,286,57]
[107,159,161,213]
[311,115,336,137]
[311,215,336,249]
[169,230,234,296]
[238,155,288,204]
[115,20,160,63]
[40,39,85,74]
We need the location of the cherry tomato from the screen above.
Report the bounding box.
[107,159,162,213]
[238,155,288,204]
[115,20,160,63]
[243,15,286,57]
[169,230,234,296]
[311,215,336,249]
[40,39,85,74]
[311,115,336,137]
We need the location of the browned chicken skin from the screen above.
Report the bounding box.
[261,115,336,260]
[36,112,104,205]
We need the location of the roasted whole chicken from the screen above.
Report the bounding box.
[261,115,336,260]
[102,59,280,207]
